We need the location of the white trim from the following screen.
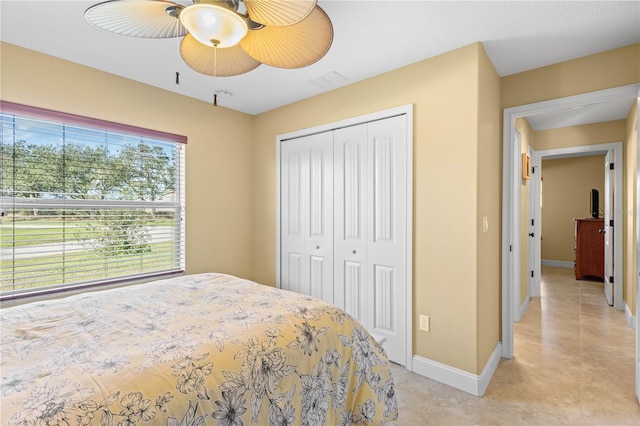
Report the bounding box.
[404,107,415,372]
[635,91,640,404]
[529,148,542,298]
[517,295,530,323]
[502,83,640,359]
[510,130,522,341]
[275,104,414,370]
[537,143,621,159]
[278,105,411,141]
[541,259,574,269]
[625,303,637,330]
[275,133,282,289]
[526,145,536,314]
[412,343,502,397]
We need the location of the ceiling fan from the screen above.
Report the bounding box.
[85,0,333,78]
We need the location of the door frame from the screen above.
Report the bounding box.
[511,130,522,322]
[502,83,639,359]
[275,104,414,369]
[530,143,622,301]
[604,149,615,306]
[529,147,541,299]
[635,91,640,404]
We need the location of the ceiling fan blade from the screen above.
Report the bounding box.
[180,33,261,76]
[85,0,187,38]
[244,0,316,26]
[239,6,332,69]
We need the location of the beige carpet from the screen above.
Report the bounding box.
[391,266,639,425]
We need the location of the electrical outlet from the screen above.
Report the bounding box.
[419,315,430,332]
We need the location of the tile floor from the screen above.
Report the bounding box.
[391,266,639,425]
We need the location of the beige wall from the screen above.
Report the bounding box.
[541,155,605,262]
[0,42,256,279]
[253,43,501,375]
[624,101,638,316]
[475,46,502,371]
[501,44,640,109]
[535,121,627,151]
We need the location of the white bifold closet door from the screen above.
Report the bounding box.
[280,115,407,365]
[333,116,407,364]
[280,131,334,302]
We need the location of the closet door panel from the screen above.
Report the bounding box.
[334,124,368,319]
[280,133,334,302]
[309,256,326,299]
[305,134,334,302]
[287,253,303,293]
[373,136,394,242]
[281,143,307,293]
[366,115,407,364]
[373,264,395,331]
[344,261,363,319]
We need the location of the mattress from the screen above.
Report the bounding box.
[0,273,398,425]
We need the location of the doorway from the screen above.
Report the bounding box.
[529,144,622,302]
[501,83,640,402]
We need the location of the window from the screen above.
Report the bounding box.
[0,102,186,299]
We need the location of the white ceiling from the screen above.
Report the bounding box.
[1,0,639,128]
[526,97,637,131]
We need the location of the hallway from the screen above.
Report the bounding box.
[392,265,638,424]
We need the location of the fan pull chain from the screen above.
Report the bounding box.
[175,17,181,85]
[213,41,219,106]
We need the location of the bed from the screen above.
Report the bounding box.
[0,273,398,425]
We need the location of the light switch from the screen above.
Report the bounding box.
[483,216,489,233]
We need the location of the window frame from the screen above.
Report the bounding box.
[0,101,187,301]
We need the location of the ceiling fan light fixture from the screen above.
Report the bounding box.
[179,4,247,48]
[84,0,187,38]
[84,0,334,77]
[240,6,332,69]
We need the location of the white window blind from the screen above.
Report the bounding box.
[0,102,186,299]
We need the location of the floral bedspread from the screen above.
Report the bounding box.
[0,273,398,425]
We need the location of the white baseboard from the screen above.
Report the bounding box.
[625,303,637,329]
[411,342,502,397]
[516,295,530,323]
[541,259,574,269]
